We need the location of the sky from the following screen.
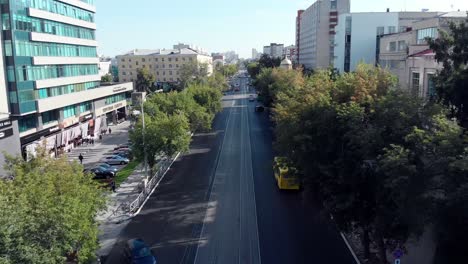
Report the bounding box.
[95,0,468,58]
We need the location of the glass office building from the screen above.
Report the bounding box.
[0,0,133,163]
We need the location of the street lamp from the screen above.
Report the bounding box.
[141,93,150,185]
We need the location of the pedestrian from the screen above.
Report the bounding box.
[110,179,116,193]
[108,127,112,134]
[78,153,83,164]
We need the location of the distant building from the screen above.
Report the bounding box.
[212,53,225,68]
[334,11,440,73]
[223,51,239,64]
[252,49,261,60]
[378,11,467,98]
[283,45,297,62]
[263,43,284,58]
[99,56,112,78]
[298,0,350,69]
[117,46,213,86]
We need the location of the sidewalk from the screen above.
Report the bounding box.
[68,121,130,166]
[96,163,146,258]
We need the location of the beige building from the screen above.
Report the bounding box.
[117,47,213,85]
[379,11,467,98]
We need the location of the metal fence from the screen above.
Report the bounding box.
[127,156,174,215]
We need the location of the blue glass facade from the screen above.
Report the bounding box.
[1,0,98,116]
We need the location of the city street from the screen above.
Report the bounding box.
[104,74,356,264]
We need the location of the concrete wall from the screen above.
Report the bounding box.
[0,120,22,177]
[379,31,414,88]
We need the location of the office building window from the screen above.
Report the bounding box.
[19,115,37,132]
[399,26,407,33]
[136,61,139,66]
[80,102,92,113]
[63,105,76,118]
[42,110,58,125]
[168,58,172,62]
[388,26,396,34]
[330,0,337,10]
[417,27,437,44]
[175,58,179,62]
[412,72,420,92]
[142,58,145,62]
[389,42,397,52]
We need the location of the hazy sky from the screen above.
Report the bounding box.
[95,0,468,58]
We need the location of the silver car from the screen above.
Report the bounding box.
[101,155,129,165]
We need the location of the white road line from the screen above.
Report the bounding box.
[245,90,262,264]
[194,101,234,264]
[340,232,361,264]
[131,152,181,217]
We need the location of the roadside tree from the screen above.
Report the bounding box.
[136,68,156,93]
[0,148,105,264]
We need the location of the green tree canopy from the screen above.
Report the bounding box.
[101,73,112,83]
[136,68,156,92]
[428,14,468,125]
[178,61,210,89]
[130,111,191,171]
[0,148,105,264]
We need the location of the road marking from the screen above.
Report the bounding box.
[131,152,181,217]
[340,232,361,264]
[245,88,262,264]
[194,101,234,264]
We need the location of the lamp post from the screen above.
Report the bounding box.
[141,94,149,185]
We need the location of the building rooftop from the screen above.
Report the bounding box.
[120,48,209,56]
[438,11,468,18]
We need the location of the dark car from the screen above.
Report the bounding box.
[84,167,115,180]
[255,105,265,112]
[123,239,157,264]
[94,163,119,173]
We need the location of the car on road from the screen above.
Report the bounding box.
[124,238,157,264]
[84,167,115,180]
[234,88,240,92]
[255,105,265,112]
[101,155,130,165]
[115,152,131,160]
[249,95,255,102]
[94,163,119,173]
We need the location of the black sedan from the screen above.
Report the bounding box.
[84,167,115,180]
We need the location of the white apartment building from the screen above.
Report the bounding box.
[263,43,284,58]
[379,11,467,98]
[298,0,350,69]
[334,11,440,73]
[117,47,213,85]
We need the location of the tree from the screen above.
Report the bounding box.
[428,14,468,126]
[101,73,112,83]
[186,84,222,115]
[129,111,191,171]
[136,68,155,93]
[178,61,209,90]
[246,62,260,79]
[0,148,105,264]
[216,64,238,78]
[258,54,281,68]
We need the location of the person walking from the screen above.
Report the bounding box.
[108,127,112,134]
[78,153,84,164]
[110,179,116,193]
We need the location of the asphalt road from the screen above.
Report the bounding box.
[105,73,356,264]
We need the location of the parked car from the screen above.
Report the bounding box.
[84,167,115,180]
[114,144,130,151]
[115,152,131,159]
[123,238,157,264]
[101,155,130,165]
[94,163,119,173]
[249,95,255,102]
[255,105,265,112]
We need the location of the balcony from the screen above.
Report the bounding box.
[32,56,99,66]
[30,32,98,47]
[56,0,96,13]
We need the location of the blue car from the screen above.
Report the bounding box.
[124,239,156,264]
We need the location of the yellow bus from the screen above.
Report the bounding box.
[273,157,300,190]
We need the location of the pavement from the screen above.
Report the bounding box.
[68,121,130,167]
[103,73,356,264]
